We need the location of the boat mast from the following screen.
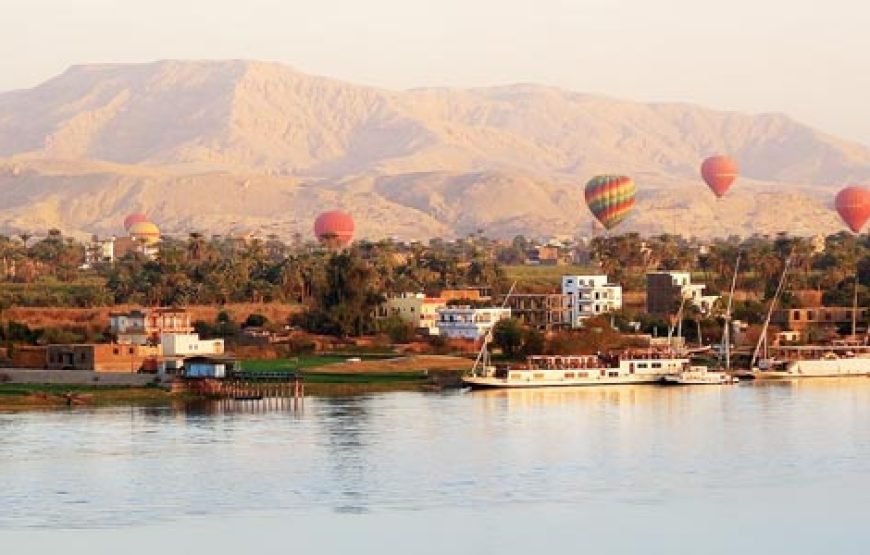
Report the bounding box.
[723,252,741,371]
[852,272,859,340]
[469,281,517,377]
[751,256,791,369]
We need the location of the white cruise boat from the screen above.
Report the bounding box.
[462,352,694,389]
[752,345,870,379]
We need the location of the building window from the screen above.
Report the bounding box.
[113,348,120,355]
[129,347,135,354]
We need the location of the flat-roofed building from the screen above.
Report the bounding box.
[562,275,623,327]
[646,271,718,317]
[502,294,571,329]
[110,308,193,345]
[46,344,160,373]
[377,293,447,336]
[773,306,868,340]
[436,306,511,340]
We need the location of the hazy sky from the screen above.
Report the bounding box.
[3,0,869,145]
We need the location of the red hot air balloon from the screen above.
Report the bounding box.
[314,210,355,248]
[124,213,149,231]
[701,155,739,198]
[834,185,870,233]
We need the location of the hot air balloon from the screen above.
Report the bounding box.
[701,155,739,198]
[123,213,149,231]
[128,221,161,245]
[584,175,636,230]
[834,185,870,233]
[314,210,355,248]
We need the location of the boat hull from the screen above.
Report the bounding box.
[753,357,870,379]
[462,375,667,389]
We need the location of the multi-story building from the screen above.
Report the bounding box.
[646,272,719,317]
[773,307,868,340]
[110,308,194,345]
[561,275,623,327]
[436,306,511,340]
[502,294,571,329]
[377,293,446,336]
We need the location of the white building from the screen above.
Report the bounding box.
[436,306,512,340]
[158,333,225,376]
[161,333,224,357]
[561,275,623,328]
[82,237,116,268]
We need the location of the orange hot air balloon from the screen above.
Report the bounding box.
[124,213,149,231]
[834,185,870,233]
[314,210,355,248]
[701,155,739,198]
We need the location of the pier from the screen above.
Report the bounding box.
[177,371,305,411]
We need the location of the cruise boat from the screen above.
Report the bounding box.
[462,352,698,389]
[752,344,870,379]
[748,254,870,379]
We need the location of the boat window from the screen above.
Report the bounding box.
[510,373,522,380]
[608,371,619,377]
[564,372,575,379]
[533,373,545,380]
[577,372,588,378]
[637,363,648,368]
[651,362,662,369]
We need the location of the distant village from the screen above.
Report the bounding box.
[0,210,866,381]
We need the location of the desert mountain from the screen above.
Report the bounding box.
[0,60,867,240]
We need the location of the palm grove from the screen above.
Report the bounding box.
[0,229,866,340]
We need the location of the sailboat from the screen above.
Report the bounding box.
[750,257,870,379]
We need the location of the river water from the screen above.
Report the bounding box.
[2,380,870,554]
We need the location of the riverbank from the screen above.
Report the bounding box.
[0,354,473,409]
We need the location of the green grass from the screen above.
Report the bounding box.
[241,353,396,372]
[300,372,427,384]
[504,264,599,289]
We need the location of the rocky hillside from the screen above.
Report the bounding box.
[0,60,866,240]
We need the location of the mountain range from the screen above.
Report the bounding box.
[0,59,867,241]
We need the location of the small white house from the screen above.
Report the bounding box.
[436,306,512,340]
[161,333,224,357]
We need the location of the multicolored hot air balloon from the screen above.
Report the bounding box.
[834,185,870,233]
[123,213,149,231]
[314,210,355,248]
[701,155,739,198]
[584,175,636,230]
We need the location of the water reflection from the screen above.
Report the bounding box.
[0,381,869,544]
[319,396,373,513]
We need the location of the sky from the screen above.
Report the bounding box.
[2,0,869,145]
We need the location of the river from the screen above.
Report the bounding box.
[2,380,870,554]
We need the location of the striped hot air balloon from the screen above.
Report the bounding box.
[584,175,636,230]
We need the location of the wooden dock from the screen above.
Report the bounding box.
[180,370,305,411]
